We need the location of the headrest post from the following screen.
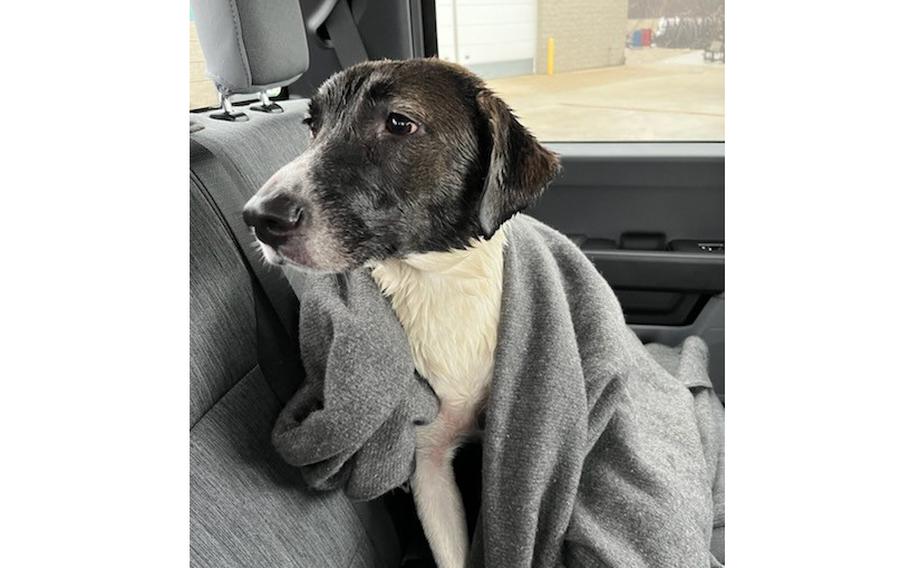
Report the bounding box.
[251,91,284,114]
[209,92,249,122]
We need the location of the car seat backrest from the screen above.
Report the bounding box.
[189,176,257,427]
[190,164,398,568]
[191,99,312,192]
[189,2,400,566]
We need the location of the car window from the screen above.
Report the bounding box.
[190,12,219,110]
[434,0,724,142]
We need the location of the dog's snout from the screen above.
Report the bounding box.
[242,193,305,247]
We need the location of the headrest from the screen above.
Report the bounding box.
[191,0,310,96]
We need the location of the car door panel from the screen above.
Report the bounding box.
[528,142,724,393]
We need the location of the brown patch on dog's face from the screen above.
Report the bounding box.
[242,58,560,272]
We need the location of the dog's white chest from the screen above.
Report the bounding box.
[370,228,507,412]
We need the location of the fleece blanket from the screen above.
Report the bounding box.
[272,214,725,567]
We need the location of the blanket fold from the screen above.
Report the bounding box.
[273,215,725,567]
[272,270,439,500]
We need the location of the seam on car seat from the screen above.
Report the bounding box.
[192,158,399,567]
[199,136,258,200]
[190,366,388,567]
[191,170,286,409]
[191,364,260,430]
[191,137,300,340]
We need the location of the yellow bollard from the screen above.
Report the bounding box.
[547,37,555,75]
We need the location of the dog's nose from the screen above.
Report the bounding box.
[242,193,305,247]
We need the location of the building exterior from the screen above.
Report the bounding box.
[536,0,628,74]
[436,0,629,79]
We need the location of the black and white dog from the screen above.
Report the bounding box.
[243,59,559,568]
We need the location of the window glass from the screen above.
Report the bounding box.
[435,0,724,141]
[190,11,219,110]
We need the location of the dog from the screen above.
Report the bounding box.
[243,58,559,568]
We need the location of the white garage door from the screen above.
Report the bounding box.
[435,0,537,78]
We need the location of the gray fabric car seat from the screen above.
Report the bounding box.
[190,145,400,568]
[190,0,317,349]
[190,2,402,566]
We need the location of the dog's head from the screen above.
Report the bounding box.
[242,59,560,272]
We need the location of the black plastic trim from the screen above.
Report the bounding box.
[583,249,725,293]
[419,0,438,57]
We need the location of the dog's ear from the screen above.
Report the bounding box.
[476,90,560,237]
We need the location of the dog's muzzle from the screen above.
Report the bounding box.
[242,193,305,249]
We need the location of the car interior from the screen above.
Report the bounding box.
[189,1,723,566]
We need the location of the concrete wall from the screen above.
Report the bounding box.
[535,0,628,74]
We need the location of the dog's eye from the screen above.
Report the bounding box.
[386,112,418,136]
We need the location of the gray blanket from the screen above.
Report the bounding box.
[273,215,725,567]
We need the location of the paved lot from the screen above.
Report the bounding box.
[486,48,724,142]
